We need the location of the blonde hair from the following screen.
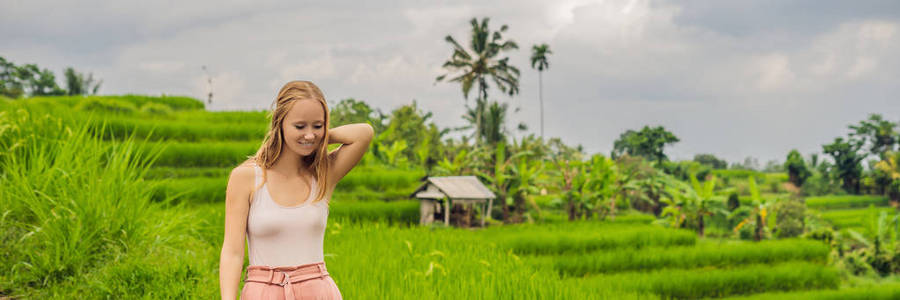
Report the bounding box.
[250,80,331,203]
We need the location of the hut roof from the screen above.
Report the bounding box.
[411,176,496,200]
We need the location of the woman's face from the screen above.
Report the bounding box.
[281,99,325,157]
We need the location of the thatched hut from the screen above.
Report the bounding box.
[410,176,496,227]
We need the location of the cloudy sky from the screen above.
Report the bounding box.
[3,0,899,164]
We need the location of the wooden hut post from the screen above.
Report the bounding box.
[443,197,450,226]
[484,197,493,226]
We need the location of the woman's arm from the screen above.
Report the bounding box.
[219,164,254,300]
[326,123,374,184]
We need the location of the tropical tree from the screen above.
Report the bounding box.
[435,149,471,176]
[733,177,774,241]
[823,137,866,194]
[63,67,101,96]
[0,57,65,98]
[507,152,544,222]
[659,175,728,236]
[617,155,673,216]
[463,99,509,145]
[476,141,531,223]
[874,151,900,205]
[530,43,551,138]
[554,154,618,221]
[329,98,386,131]
[611,125,680,164]
[850,114,898,159]
[784,149,811,187]
[693,153,727,169]
[436,17,520,144]
[0,56,24,98]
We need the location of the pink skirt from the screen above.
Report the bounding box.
[240,261,342,300]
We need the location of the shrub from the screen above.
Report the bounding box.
[75,97,137,114]
[775,197,806,238]
[139,102,174,116]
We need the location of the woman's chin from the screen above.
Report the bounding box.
[289,147,316,157]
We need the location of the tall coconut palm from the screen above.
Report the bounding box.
[436,17,520,144]
[530,43,551,138]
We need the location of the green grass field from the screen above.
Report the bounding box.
[2,96,898,299]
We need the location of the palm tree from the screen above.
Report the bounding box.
[463,100,509,145]
[530,43,551,138]
[436,17,520,144]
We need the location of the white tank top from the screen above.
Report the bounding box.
[245,163,329,267]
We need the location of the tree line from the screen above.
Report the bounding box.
[0,56,102,99]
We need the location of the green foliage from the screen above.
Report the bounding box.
[849,113,898,159]
[0,56,66,98]
[554,154,619,221]
[371,101,445,169]
[774,197,806,238]
[661,160,711,182]
[611,125,679,164]
[329,98,386,131]
[0,57,106,98]
[729,176,773,241]
[694,153,727,169]
[617,155,672,216]
[63,66,102,96]
[785,149,811,187]
[823,136,866,194]
[727,192,741,211]
[462,99,513,145]
[874,151,900,202]
[0,110,199,294]
[75,97,137,114]
[658,174,729,236]
[436,17,520,144]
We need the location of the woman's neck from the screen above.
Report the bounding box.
[269,150,312,178]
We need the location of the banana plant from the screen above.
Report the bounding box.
[507,158,545,222]
[475,141,532,223]
[588,154,618,219]
[434,149,469,176]
[659,174,728,236]
[874,151,900,205]
[732,176,774,241]
[623,169,672,216]
[415,131,432,170]
[383,140,408,168]
[553,154,617,221]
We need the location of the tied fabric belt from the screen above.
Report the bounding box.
[245,262,329,299]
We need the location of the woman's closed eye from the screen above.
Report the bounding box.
[294,125,323,129]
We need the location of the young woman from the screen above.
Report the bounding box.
[219,81,373,299]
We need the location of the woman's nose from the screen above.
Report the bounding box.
[303,132,315,139]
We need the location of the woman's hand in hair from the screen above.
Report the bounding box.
[326,123,374,183]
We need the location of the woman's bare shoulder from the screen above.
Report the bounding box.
[228,159,257,188]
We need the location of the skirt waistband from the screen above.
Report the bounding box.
[245,261,329,299]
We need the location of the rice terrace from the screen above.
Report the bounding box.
[2,2,900,300]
